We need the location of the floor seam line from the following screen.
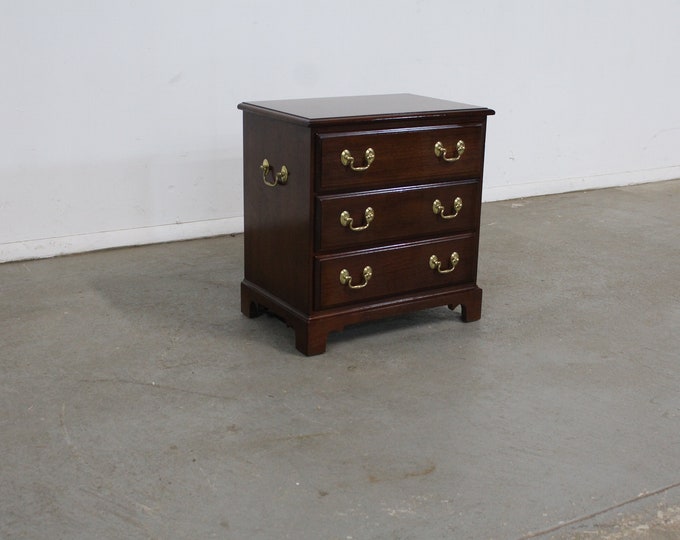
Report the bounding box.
[517,479,680,539]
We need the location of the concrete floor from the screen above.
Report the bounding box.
[1,180,679,540]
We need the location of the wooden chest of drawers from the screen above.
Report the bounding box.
[238,94,494,355]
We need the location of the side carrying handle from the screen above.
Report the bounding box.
[260,158,288,187]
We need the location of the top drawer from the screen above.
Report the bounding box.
[317,124,484,192]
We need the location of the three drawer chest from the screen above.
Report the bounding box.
[238,94,494,355]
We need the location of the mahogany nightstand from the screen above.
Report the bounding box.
[238,94,494,355]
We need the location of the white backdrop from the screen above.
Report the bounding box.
[2,0,679,262]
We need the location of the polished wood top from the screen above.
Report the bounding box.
[238,93,494,126]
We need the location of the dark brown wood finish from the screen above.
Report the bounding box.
[316,179,479,252]
[238,94,494,355]
[315,234,478,310]
[238,93,492,126]
[318,124,483,191]
[241,113,313,312]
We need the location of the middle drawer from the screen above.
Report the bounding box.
[316,180,479,251]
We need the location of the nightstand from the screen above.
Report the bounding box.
[238,94,494,355]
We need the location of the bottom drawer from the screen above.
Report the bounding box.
[315,235,477,310]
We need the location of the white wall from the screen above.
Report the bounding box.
[2,0,679,262]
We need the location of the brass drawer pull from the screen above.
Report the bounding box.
[340,148,375,171]
[340,207,374,231]
[433,197,463,219]
[339,266,372,289]
[260,158,288,187]
[434,140,465,162]
[429,252,460,274]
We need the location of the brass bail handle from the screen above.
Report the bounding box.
[429,252,460,274]
[260,158,288,187]
[340,147,375,172]
[339,266,372,289]
[340,207,374,231]
[433,197,463,219]
[434,140,465,162]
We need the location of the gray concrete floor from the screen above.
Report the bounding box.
[1,180,679,540]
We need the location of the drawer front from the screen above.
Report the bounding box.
[317,124,483,192]
[315,235,477,310]
[316,180,479,251]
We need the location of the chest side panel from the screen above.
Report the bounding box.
[242,112,313,312]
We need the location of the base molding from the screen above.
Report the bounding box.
[241,279,482,356]
[0,217,243,263]
[482,166,680,202]
[4,171,678,263]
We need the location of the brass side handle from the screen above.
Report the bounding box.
[340,148,375,172]
[429,252,460,274]
[434,140,465,162]
[339,266,372,289]
[260,158,288,187]
[433,197,463,219]
[340,207,374,231]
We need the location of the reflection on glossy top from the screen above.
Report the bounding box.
[238,93,494,125]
